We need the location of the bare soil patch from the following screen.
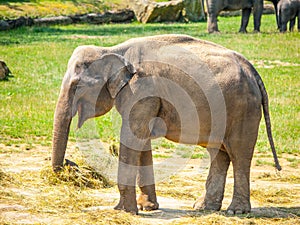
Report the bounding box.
[250,60,300,68]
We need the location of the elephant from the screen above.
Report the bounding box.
[206,0,280,33]
[277,0,300,32]
[51,34,281,215]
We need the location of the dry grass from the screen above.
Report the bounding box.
[40,165,111,189]
[251,188,300,206]
[1,145,299,224]
[258,172,300,183]
[173,216,300,225]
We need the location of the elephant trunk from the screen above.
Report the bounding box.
[52,78,78,171]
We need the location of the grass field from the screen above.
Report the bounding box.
[0,13,300,224]
[0,15,299,154]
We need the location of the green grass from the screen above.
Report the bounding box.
[286,158,300,168]
[255,159,275,167]
[0,15,299,156]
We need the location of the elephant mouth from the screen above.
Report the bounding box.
[76,100,95,129]
[70,99,84,129]
[77,102,85,129]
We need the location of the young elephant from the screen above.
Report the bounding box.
[278,0,300,32]
[52,34,281,215]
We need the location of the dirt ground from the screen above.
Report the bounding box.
[0,143,299,224]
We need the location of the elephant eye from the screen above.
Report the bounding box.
[83,62,92,69]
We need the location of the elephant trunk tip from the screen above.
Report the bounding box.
[52,164,63,173]
[52,159,79,172]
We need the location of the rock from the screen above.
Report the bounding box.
[0,9,133,30]
[183,0,205,22]
[70,10,134,24]
[34,16,73,26]
[0,61,12,81]
[110,9,135,23]
[1,17,34,30]
[69,14,89,23]
[131,0,184,23]
[220,4,276,17]
[130,0,205,23]
[0,20,10,31]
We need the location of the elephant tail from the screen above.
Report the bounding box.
[251,63,282,171]
[236,53,281,171]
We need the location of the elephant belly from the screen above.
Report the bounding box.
[223,1,252,11]
[156,100,220,147]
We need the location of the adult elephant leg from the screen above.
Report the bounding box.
[227,156,253,214]
[253,1,263,32]
[239,8,252,33]
[206,0,219,33]
[207,14,219,33]
[137,147,159,211]
[115,97,160,214]
[194,149,230,211]
[114,143,140,214]
[226,120,258,214]
[272,1,280,29]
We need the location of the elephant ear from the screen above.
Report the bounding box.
[100,53,136,98]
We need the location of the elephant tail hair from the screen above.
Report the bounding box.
[249,60,282,171]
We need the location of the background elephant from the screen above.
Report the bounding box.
[278,0,300,32]
[206,0,279,33]
[52,34,281,215]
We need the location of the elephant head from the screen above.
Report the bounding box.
[52,46,136,171]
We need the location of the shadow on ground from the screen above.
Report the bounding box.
[139,206,300,221]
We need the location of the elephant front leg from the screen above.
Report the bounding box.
[194,149,230,211]
[114,143,140,214]
[137,149,159,211]
[207,14,219,33]
[137,184,159,211]
[114,184,138,214]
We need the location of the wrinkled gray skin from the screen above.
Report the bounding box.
[52,34,281,215]
[278,0,300,32]
[206,0,279,33]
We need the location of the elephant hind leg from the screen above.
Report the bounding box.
[289,18,296,31]
[194,148,230,211]
[227,155,252,214]
[239,8,252,33]
[298,12,300,31]
[225,119,259,214]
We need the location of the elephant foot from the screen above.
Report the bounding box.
[114,185,138,215]
[114,200,138,215]
[238,29,247,33]
[137,193,159,211]
[193,197,221,211]
[227,198,251,215]
[208,30,221,34]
